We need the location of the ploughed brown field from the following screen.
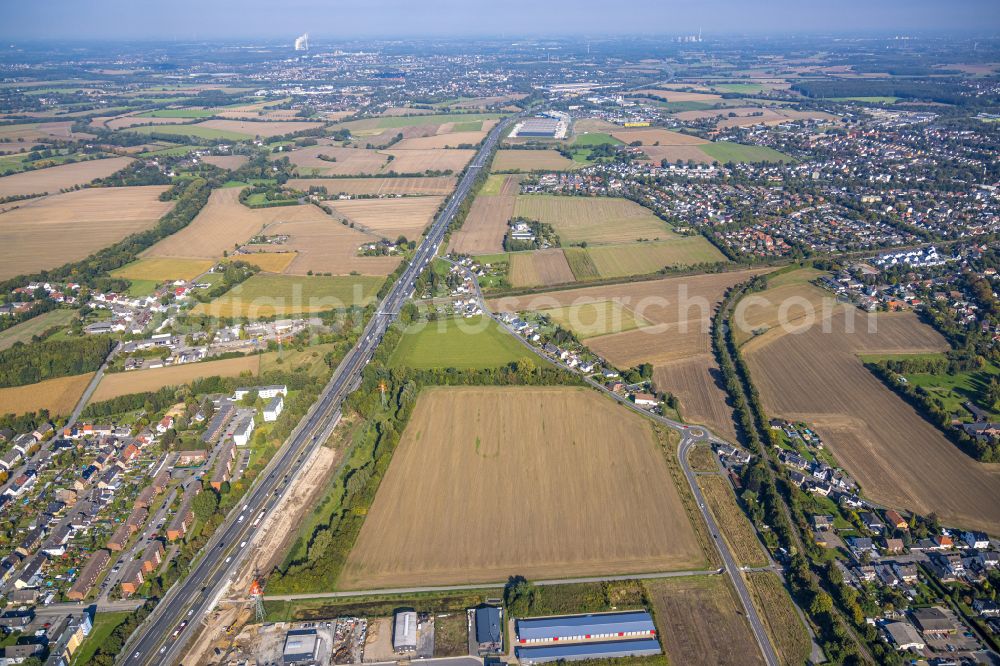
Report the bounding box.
[0,185,174,280]
[0,156,133,197]
[448,175,517,255]
[647,576,764,666]
[200,155,249,170]
[610,128,709,146]
[509,249,576,288]
[288,177,457,196]
[637,145,715,164]
[328,195,444,239]
[146,187,399,276]
[745,305,1000,534]
[339,386,706,589]
[489,270,768,437]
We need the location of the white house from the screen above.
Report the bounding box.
[233,416,256,447]
[263,395,284,423]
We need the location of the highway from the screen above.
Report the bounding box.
[447,258,782,666]
[119,115,515,665]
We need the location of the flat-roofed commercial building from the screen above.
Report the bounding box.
[516,611,656,644]
[516,638,662,664]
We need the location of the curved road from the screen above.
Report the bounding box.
[119,116,516,666]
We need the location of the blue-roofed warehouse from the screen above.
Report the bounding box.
[516,610,656,644]
[516,639,661,664]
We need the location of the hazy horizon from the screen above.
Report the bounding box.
[3,0,999,41]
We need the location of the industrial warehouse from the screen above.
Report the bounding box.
[514,611,661,664]
[509,114,568,138]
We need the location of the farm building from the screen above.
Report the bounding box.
[475,605,503,655]
[516,639,662,664]
[515,610,656,644]
[393,610,417,653]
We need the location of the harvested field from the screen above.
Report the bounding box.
[492,150,579,172]
[513,195,670,246]
[563,248,601,280]
[540,299,650,339]
[698,476,769,567]
[383,148,474,174]
[201,155,249,170]
[393,131,486,149]
[448,176,517,255]
[675,108,838,129]
[111,257,214,282]
[144,187,258,259]
[0,121,80,142]
[146,190,396,275]
[0,156,132,197]
[245,217,398,277]
[508,250,576,288]
[196,119,324,138]
[610,128,708,146]
[0,186,173,280]
[285,146,388,176]
[647,576,764,666]
[746,308,1000,534]
[340,386,706,589]
[637,144,715,164]
[192,274,384,318]
[745,572,811,666]
[654,355,738,441]
[238,252,298,273]
[91,355,260,403]
[628,89,725,103]
[287,177,456,196]
[328,196,444,239]
[0,373,94,416]
[0,309,76,352]
[490,270,766,369]
[732,269,830,347]
[586,238,727,277]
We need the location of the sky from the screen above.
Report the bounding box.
[2,0,999,41]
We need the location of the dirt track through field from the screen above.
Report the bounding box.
[340,386,705,589]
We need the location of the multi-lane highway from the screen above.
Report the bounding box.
[120,116,515,665]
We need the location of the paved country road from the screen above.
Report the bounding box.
[118,116,517,666]
[446,258,781,666]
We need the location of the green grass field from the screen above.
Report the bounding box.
[571,132,623,146]
[71,611,131,665]
[193,274,384,318]
[710,83,767,94]
[700,142,793,164]
[0,309,77,352]
[903,360,1000,420]
[389,315,532,369]
[659,101,718,113]
[479,174,508,195]
[126,124,251,141]
[138,108,214,118]
[451,120,484,132]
